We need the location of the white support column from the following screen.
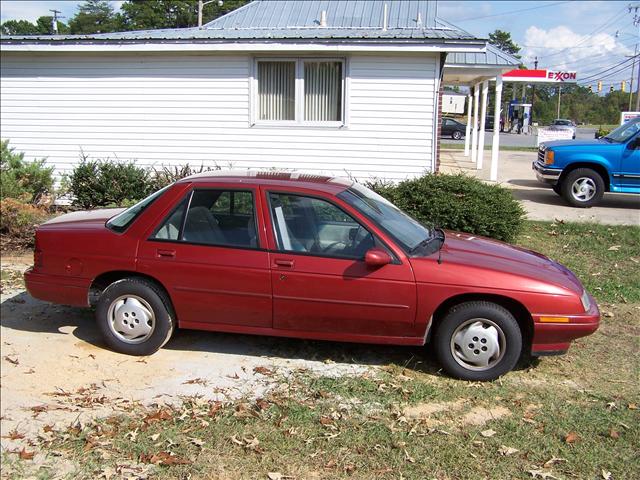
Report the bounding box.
[464,92,472,156]
[470,84,480,166]
[477,80,489,170]
[490,75,503,182]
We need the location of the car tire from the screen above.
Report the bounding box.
[452,130,463,140]
[552,184,562,195]
[560,168,605,208]
[434,301,522,381]
[96,277,175,356]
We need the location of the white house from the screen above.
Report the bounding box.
[1,0,514,182]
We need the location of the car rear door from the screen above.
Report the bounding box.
[136,183,272,329]
[262,187,417,339]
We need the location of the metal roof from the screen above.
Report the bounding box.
[446,44,520,67]
[1,0,482,43]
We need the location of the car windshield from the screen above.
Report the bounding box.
[338,183,431,252]
[106,185,170,233]
[604,118,640,143]
[553,120,572,126]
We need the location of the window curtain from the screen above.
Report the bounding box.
[258,61,295,121]
[304,61,342,122]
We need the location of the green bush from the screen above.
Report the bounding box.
[595,126,612,138]
[148,163,218,191]
[0,140,54,204]
[69,157,151,209]
[0,198,49,250]
[367,173,525,243]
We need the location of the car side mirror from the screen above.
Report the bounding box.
[364,248,392,268]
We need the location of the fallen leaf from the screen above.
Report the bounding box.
[404,449,416,463]
[253,366,274,376]
[143,408,173,425]
[149,451,191,466]
[2,429,24,440]
[609,429,620,439]
[16,448,35,460]
[4,356,19,365]
[628,403,638,410]
[528,469,559,479]
[149,433,160,442]
[480,429,497,438]
[606,402,617,409]
[190,437,205,447]
[608,245,621,251]
[182,378,208,386]
[602,469,612,480]
[543,457,566,468]
[498,445,519,456]
[564,431,579,444]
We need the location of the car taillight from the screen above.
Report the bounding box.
[34,234,43,269]
[544,150,555,165]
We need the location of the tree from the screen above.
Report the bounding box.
[119,0,250,30]
[1,20,39,36]
[488,29,521,58]
[1,16,68,35]
[68,0,122,34]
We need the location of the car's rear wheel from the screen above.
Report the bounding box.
[452,130,463,140]
[96,277,174,356]
[561,168,604,208]
[434,301,522,381]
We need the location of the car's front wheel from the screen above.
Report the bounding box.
[434,301,522,381]
[560,168,605,208]
[452,130,463,140]
[96,277,174,356]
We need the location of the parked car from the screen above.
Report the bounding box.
[549,118,576,139]
[25,171,600,381]
[533,117,640,207]
[441,117,466,140]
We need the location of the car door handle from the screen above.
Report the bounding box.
[274,259,294,268]
[156,249,176,259]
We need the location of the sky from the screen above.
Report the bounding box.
[0,0,635,90]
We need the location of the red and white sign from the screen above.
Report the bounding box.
[503,69,578,84]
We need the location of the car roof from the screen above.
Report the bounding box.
[178,170,354,193]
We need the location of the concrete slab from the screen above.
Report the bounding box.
[440,149,640,226]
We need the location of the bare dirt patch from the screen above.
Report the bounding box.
[460,405,511,426]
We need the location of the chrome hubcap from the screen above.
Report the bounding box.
[450,319,505,371]
[107,295,155,344]
[571,177,596,202]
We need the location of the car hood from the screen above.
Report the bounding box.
[410,232,583,295]
[543,138,609,149]
[40,208,125,229]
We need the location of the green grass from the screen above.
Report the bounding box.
[3,220,640,479]
[516,221,640,303]
[441,143,538,152]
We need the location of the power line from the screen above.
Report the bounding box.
[453,1,571,23]
[579,55,638,82]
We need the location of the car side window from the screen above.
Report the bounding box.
[152,189,258,249]
[268,192,375,259]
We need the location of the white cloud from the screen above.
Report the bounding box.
[0,0,122,23]
[522,25,633,80]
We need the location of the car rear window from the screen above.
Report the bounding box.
[106,185,171,233]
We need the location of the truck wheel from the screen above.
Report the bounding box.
[96,277,174,356]
[552,184,561,195]
[452,130,463,140]
[434,301,522,381]
[561,168,605,208]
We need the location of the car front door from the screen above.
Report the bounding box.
[619,133,640,189]
[263,189,417,339]
[137,185,272,329]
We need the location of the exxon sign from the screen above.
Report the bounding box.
[503,69,578,84]
[548,71,577,82]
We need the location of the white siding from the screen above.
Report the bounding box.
[0,52,437,182]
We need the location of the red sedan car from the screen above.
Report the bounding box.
[25,171,600,381]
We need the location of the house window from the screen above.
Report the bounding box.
[255,59,345,125]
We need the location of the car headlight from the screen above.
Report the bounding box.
[581,290,591,312]
[544,150,555,165]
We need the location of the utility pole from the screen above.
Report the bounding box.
[557,85,562,119]
[531,56,538,123]
[198,0,224,28]
[628,46,637,110]
[630,3,640,110]
[49,9,63,34]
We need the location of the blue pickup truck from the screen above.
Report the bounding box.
[533,117,640,207]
